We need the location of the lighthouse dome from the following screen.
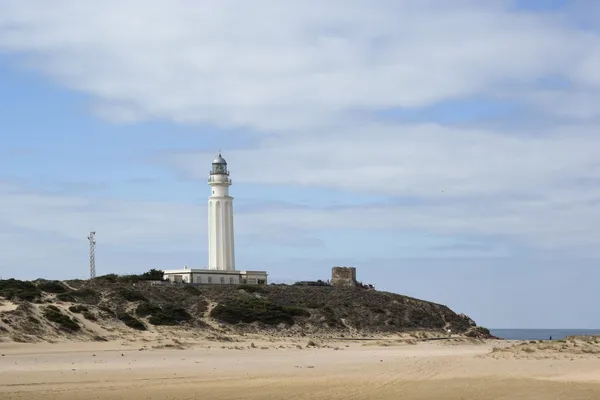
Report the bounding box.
[212,153,227,164]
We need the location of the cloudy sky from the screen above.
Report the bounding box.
[1,0,599,329]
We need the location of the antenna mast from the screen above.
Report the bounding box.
[88,231,96,279]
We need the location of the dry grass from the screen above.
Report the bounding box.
[488,336,600,360]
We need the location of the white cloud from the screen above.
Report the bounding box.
[159,121,600,253]
[165,122,600,198]
[1,0,600,260]
[1,0,598,131]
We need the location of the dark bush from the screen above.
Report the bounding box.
[82,311,97,321]
[98,305,113,314]
[92,269,163,284]
[282,306,310,317]
[115,275,141,283]
[94,274,118,283]
[118,313,146,330]
[116,288,147,302]
[37,280,67,294]
[65,288,100,304]
[43,306,80,332]
[182,285,200,295]
[236,284,265,294]
[293,280,330,287]
[321,306,343,328]
[0,279,41,302]
[139,269,164,281]
[56,293,76,302]
[147,305,192,326]
[68,305,89,313]
[465,326,492,338]
[135,302,161,317]
[210,299,297,325]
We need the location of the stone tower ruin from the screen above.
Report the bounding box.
[331,266,358,287]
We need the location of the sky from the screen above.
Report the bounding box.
[0,0,599,329]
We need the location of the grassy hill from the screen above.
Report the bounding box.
[0,277,483,343]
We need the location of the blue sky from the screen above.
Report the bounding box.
[1,0,600,329]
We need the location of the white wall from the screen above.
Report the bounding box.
[208,196,236,271]
[240,272,268,285]
[165,273,192,283]
[192,273,240,285]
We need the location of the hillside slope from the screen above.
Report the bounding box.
[0,279,480,343]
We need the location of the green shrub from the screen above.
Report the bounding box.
[116,288,147,302]
[182,285,200,295]
[56,288,99,304]
[147,305,192,326]
[236,284,265,294]
[139,269,164,281]
[135,302,192,325]
[135,302,161,317]
[117,313,146,330]
[94,274,118,283]
[0,279,41,302]
[98,305,113,314]
[68,305,89,313]
[37,280,67,294]
[43,306,80,332]
[115,275,141,283]
[56,293,76,302]
[92,269,163,283]
[82,311,97,321]
[210,298,297,325]
[465,326,492,338]
[321,306,343,328]
[282,306,311,317]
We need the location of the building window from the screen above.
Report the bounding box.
[220,277,225,284]
[229,277,234,284]
[208,276,212,284]
[248,278,257,284]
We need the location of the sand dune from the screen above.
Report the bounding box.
[2,337,600,399]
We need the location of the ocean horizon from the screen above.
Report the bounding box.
[490,329,600,340]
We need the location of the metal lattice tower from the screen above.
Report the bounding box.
[87,231,96,279]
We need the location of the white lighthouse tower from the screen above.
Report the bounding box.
[161,152,268,285]
[208,152,235,271]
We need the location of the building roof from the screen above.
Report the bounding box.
[163,268,268,275]
[163,268,240,274]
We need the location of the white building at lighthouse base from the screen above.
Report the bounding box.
[163,267,268,285]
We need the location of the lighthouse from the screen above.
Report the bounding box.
[162,152,268,285]
[208,152,235,271]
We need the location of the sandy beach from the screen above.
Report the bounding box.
[1,337,600,400]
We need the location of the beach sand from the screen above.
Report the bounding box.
[1,337,600,400]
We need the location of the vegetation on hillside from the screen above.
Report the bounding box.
[0,271,481,342]
[42,305,80,332]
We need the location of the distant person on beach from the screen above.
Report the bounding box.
[549,336,552,341]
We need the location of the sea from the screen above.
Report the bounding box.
[490,329,600,341]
